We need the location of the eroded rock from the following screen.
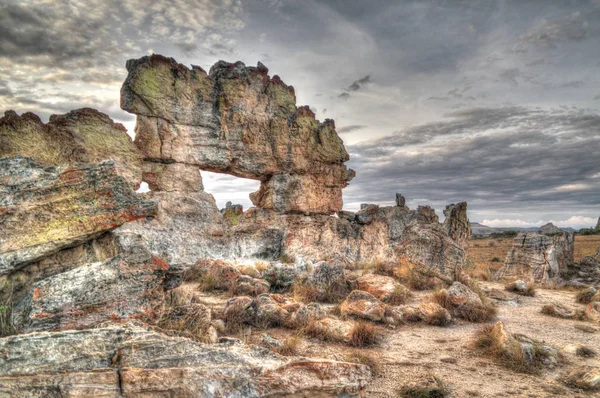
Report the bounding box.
[121,54,353,215]
[339,290,387,322]
[0,109,143,188]
[443,202,471,244]
[496,231,574,283]
[0,326,371,396]
[0,157,156,276]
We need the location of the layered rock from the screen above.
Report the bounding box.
[0,157,156,276]
[443,202,471,245]
[0,326,371,397]
[13,235,179,333]
[495,231,574,282]
[121,54,353,215]
[0,108,143,188]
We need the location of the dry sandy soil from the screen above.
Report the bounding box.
[194,281,599,398]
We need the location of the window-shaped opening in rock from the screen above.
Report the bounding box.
[136,181,150,193]
[201,171,260,211]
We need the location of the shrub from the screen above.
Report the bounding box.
[279,253,296,264]
[490,257,501,263]
[349,321,382,347]
[472,324,549,375]
[387,285,411,305]
[302,320,344,343]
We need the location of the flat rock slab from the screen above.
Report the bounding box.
[0,156,156,276]
[0,326,371,397]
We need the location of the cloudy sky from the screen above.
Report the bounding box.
[1,0,599,228]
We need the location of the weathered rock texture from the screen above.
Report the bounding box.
[0,326,371,397]
[443,202,471,245]
[0,157,156,276]
[0,108,143,188]
[13,235,178,333]
[121,54,353,215]
[495,232,574,282]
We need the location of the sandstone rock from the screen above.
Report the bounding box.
[356,273,409,303]
[142,161,203,192]
[238,264,261,278]
[505,280,528,294]
[308,317,355,343]
[231,275,271,296]
[495,232,574,282]
[263,262,298,289]
[542,303,581,319]
[443,202,471,244]
[585,302,600,323]
[0,326,371,396]
[292,302,326,326]
[417,205,439,223]
[355,204,380,225]
[395,193,406,207]
[13,235,178,333]
[577,287,598,303]
[0,157,156,276]
[445,282,483,306]
[309,261,346,292]
[563,366,600,391]
[339,290,387,322]
[220,294,294,328]
[390,302,451,326]
[564,255,600,286]
[0,109,143,188]
[121,54,353,214]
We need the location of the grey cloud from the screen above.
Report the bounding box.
[345,106,600,215]
[427,96,449,102]
[338,92,351,100]
[337,125,367,134]
[175,42,198,55]
[498,68,520,86]
[520,12,588,49]
[347,75,371,91]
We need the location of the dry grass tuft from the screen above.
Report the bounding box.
[472,324,548,374]
[395,259,439,291]
[576,289,600,304]
[302,320,344,343]
[398,375,450,398]
[273,336,302,356]
[292,279,349,304]
[0,286,16,338]
[345,351,382,376]
[387,285,411,305]
[350,321,382,347]
[575,345,597,358]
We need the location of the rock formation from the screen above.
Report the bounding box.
[0,108,143,189]
[121,54,354,215]
[443,202,471,244]
[0,326,371,396]
[539,222,561,235]
[495,231,574,282]
[0,156,156,276]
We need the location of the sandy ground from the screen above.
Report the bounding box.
[196,283,599,397]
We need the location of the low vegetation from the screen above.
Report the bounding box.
[273,336,302,356]
[398,375,450,398]
[432,289,497,323]
[575,345,596,358]
[292,278,349,304]
[349,321,382,347]
[345,351,381,376]
[472,324,549,375]
[505,282,536,297]
[0,285,16,338]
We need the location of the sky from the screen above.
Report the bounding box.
[1,0,599,228]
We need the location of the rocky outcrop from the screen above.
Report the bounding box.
[495,232,574,283]
[0,326,372,396]
[443,202,471,244]
[121,54,353,215]
[0,109,143,188]
[13,235,178,333]
[0,157,156,276]
[539,222,561,234]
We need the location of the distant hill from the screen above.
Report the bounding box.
[470,222,576,236]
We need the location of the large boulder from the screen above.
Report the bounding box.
[13,236,179,333]
[339,290,387,322]
[121,54,353,215]
[355,273,408,303]
[0,109,143,188]
[495,232,574,283]
[0,326,372,396]
[0,157,156,276]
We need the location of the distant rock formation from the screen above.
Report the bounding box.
[539,222,560,235]
[495,231,574,282]
[443,202,472,245]
[596,217,600,230]
[121,54,354,215]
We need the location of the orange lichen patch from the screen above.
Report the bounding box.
[32,288,42,300]
[151,256,170,271]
